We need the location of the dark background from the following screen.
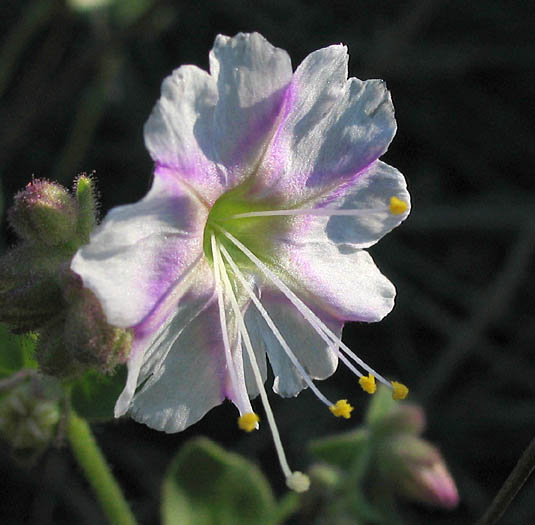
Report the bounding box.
[1,0,534,523]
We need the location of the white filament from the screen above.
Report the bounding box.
[211,234,252,416]
[219,242,333,407]
[218,227,392,388]
[212,240,294,480]
[229,207,388,219]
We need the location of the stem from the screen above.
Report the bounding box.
[476,436,535,525]
[67,411,137,525]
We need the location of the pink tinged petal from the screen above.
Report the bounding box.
[245,292,340,397]
[115,261,215,418]
[279,241,395,323]
[297,160,410,249]
[71,173,207,328]
[144,65,225,203]
[208,32,293,182]
[128,301,232,433]
[324,161,410,247]
[256,45,396,204]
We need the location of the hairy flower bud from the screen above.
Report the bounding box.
[1,175,130,379]
[74,173,98,244]
[0,246,65,333]
[378,434,459,509]
[0,374,61,459]
[63,282,133,374]
[37,273,132,377]
[8,179,77,246]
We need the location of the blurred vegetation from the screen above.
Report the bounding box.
[1,0,534,523]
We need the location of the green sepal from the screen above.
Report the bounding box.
[162,437,277,525]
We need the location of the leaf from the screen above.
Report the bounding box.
[0,323,38,378]
[309,429,369,470]
[162,437,277,525]
[70,366,126,422]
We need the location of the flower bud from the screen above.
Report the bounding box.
[0,246,65,333]
[63,284,133,374]
[74,173,98,244]
[378,434,459,509]
[8,179,78,246]
[37,273,132,378]
[0,375,61,458]
[372,403,426,437]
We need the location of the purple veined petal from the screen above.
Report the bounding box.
[144,65,226,204]
[277,239,396,323]
[116,259,216,418]
[71,171,207,328]
[245,291,341,398]
[208,32,293,184]
[323,160,410,248]
[128,300,234,433]
[277,160,410,249]
[253,44,397,205]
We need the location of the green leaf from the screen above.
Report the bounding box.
[0,323,38,378]
[70,366,126,422]
[309,429,369,470]
[162,437,276,525]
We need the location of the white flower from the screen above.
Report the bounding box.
[72,33,410,491]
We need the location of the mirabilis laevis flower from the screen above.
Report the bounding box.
[71,33,410,491]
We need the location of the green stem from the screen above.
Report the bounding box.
[67,411,137,525]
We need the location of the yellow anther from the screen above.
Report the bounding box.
[391,381,409,400]
[359,374,377,394]
[329,399,354,419]
[389,196,408,215]
[238,412,260,432]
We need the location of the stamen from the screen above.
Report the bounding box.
[286,471,310,493]
[389,196,408,215]
[329,399,354,419]
[218,243,334,408]
[213,240,309,491]
[211,234,253,417]
[238,412,260,432]
[228,197,408,220]
[391,381,409,400]
[217,227,394,390]
[359,374,377,394]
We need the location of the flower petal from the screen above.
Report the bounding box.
[115,260,215,417]
[324,161,410,248]
[71,171,207,328]
[144,65,224,203]
[255,45,396,204]
[245,292,340,397]
[128,301,231,433]
[277,240,395,323]
[209,32,293,182]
